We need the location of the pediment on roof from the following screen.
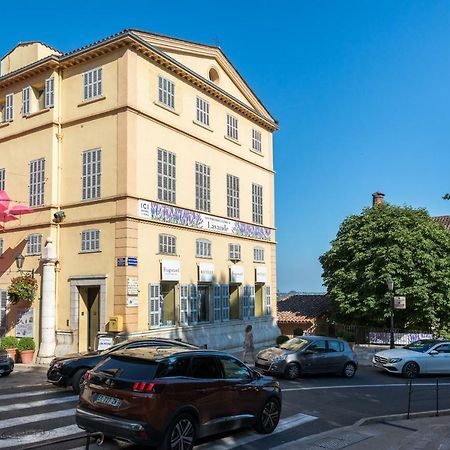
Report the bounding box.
[129,30,274,121]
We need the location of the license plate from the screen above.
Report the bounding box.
[95,394,122,407]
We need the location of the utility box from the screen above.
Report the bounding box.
[109,315,124,332]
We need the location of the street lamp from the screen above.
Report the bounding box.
[15,254,34,278]
[386,277,395,349]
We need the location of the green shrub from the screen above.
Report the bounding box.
[276,335,289,345]
[18,337,35,352]
[293,328,304,336]
[0,336,19,349]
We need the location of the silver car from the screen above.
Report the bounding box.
[256,335,358,379]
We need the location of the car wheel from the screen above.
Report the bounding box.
[1,371,11,377]
[342,362,357,378]
[254,398,281,434]
[163,413,196,450]
[285,363,301,380]
[71,368,87,394]
[402,362,420,378]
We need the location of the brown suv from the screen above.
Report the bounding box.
[76,347,282,450]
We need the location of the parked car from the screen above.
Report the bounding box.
[47,337,199,394]
[76,347,281,450]
[255,335,358,379]
[373,339,450,378]
[0,348,14,376]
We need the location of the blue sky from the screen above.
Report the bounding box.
[2,1,449,292]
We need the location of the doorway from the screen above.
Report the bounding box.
[79,286,100,352]
[198,285,210,322]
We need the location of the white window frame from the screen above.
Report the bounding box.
[83,67,102,101]
[158,76,175,109]
[0,168,5,191]
[254,247,265,262]
[149,284,161,328]
[265,286,271,316]
[196,239,211,258]
[27,234,42,255]
[0,291,7,337]
[45,77,55,108]
[226,114,239,140]
[195,162,210,212]
[252,183,263,225]
[196,96,210,126]
[227,174,240,219]
[157,148,176,203]
[159,234,176,255]
[5,93,13,122]
[221,284,230,321]
[22,86,31,117]
[252,129,262,152]
[81,229,100,252]
[189,284,198,325]
[213,284,221,322]
[29,158,45,207]
[229,243,241,261]
[180,284,190,326]
[82,148,101,200]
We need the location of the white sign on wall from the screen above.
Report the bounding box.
[230,266,244,284]
[394,296,406,310]
[255,266,267,283]
[161,260,181,281]
[198,263,215,282]
[127,278,139,296]
[15,308,34,338]
[127,297,139,307]
[97,337,114,351]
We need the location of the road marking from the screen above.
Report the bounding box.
[0,408,75,428]
[0,389,64,401]
[283,382,450,391]
[0,383,48,392]
[196,412,317,449]
[0,395,78,413]
[0,424,83,449]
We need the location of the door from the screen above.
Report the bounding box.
[325,340,347,372]
[79,286,100,352]
[198,285,210,322]
[301,340,329,373]
[427,344,450,373]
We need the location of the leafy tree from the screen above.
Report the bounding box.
[444,193,450,200]
[320,204,450,332]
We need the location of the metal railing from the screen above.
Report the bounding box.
[407,377,450,419]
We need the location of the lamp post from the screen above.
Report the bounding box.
[386,277,395,349]
[15,253,34,278]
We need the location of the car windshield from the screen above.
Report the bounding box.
[404,340,439,353]
[280,337,309,351]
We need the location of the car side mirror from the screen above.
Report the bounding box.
[429,350,439,356]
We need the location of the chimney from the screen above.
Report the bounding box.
[372,192,385,207]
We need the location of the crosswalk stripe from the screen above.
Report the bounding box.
[0,408,75,429]
[0,424,83,449]
[0,395,78,413]
[0,389,63,401]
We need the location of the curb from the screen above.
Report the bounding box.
[14,363,49,370]
[355,408,450,426]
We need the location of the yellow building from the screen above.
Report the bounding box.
[0,29,279,358]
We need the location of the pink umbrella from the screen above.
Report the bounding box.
[0,212,18,222]
[9,204,33,215]
[0,191,9,212]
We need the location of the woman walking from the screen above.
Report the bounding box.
[243,325,255,365]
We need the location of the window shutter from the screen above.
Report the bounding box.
[179,284,189,326]
[0,291,7,337]
[242,286,249,319]
[148,284,161,328]
[189,284,198,325]
[265,286,271,316]
[249,286,255,318]
[221,284,230,321]
[213,285,221,322]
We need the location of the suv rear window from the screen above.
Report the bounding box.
[96,356,158,380]
[157,357,191,378]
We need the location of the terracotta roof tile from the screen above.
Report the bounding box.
[277,294,330,323]
[434,215,450,230]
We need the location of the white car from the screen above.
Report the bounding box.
[373,339,450,378]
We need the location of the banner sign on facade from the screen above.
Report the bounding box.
[161,259,181,281]
[255,266,267,283]
[15,308,34,338]
[230,266,244,284]
[198,263,215,282]
[138,200,271,241]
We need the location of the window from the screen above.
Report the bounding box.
[252,183,263,224]
[196,239,211,258]
[308,340,327,353]
[252,129,262,152]
[158,76,175,109]
[195,162,210,212]
[265,286,271,316]
[435,344,450,354]
[97,357,158,379]
[213,285,221,322]
[221,284,230,321]
[179,285,189,326]
[226,114,238,140]
[83,67,102,101]
[190,356,221,379]
[227,174,240,218]
[22,87,31,116]
[159,234,176,254]
[29,158,45,207]
[242,285,255,319]
[157,357,191,378]
[218,356,251,379]
[149,284,161,328]
[254,247,264,262]
[229,243,241,261]
[0,168,5,191]
[81,229,100,252]
[157,148,176,203]
[196,96,210,126]
[5,94,13,122]
[45,78,54,108]
[189,284,198,324]
[27,234,42,255]
[82,149,101,200]
[328,340,344,352]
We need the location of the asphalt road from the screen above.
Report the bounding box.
[2,365,450,450]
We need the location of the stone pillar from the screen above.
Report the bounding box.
[37,237,57,364]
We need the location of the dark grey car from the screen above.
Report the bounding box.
[255,335,358,379]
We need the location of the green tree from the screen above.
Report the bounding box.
[319,204,450,332]
[444,194,450,200]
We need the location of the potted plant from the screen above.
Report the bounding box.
[17,337,35,364]
[0,336,19,361]
[7,275,37,305]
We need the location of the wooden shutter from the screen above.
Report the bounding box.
[179,284,189,326]
[148,284,161,328]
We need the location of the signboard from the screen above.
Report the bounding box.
[127,278,139,296]
[394,296,406,310]
[127,297,139,307]
[255,266,267,283]
[161,260,181,281]
[116,257,126,267]
[230,266,244,284]
[97,336,114,351]
[138,200,271,241]
[15,308,34,338]
[198,263,215,283]
[127,257,138,267]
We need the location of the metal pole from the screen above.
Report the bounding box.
[436,378,439,417]
[390,295,395,349]
[407,379,412,419]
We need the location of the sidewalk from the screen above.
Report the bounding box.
[276,411,450,450]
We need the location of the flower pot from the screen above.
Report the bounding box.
[5,348,17,361]
[19,350,34,364]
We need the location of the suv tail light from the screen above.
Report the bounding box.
[132,382,164,394]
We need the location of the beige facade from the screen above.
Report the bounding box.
[0,31,279,355]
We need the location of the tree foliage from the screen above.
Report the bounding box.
[320,204,450,332]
